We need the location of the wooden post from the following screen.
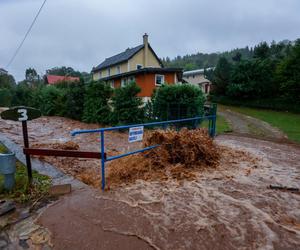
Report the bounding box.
[22,121,32,182]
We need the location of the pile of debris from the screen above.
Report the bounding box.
[107,128,221,187]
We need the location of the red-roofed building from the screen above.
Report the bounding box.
[45,75,80,85]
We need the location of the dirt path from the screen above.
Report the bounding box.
[219,108,287,140]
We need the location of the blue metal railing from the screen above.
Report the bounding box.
[71,113,217,190]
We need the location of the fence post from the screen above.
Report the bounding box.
[100,130,106,190]
[211,103,217,137]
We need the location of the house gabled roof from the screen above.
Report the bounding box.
[92,44,163,72]
[46,75,80,85]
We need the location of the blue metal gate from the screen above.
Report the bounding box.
[71,105,217,190]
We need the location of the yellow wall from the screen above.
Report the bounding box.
[128,48,161,71]
[93,47,161,80]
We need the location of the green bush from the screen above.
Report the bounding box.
[0,88,13,107]
[39,85,66,116]
[56,80,86,120]
[110,82,144,125]
[11,83,32,106]
[82,81,113,124]
[0,74,16,89]
[151,84,205,120]
[29,87,44,109]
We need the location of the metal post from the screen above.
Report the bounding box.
[100,130,105,190]
[212,115,217,137]
[211,103,217,137]
[22,121,32,182]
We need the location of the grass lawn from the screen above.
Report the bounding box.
[219,105,300,143]
[0,142,51,203]
[216,114,232,135]
[201,114,232,135]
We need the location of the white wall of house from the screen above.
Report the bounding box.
[183,71,212,94]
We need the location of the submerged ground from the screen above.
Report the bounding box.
[0,113,299,249]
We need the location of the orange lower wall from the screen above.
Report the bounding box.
[110,72,176,97]
[114,79,121,88]
[136,72,176,97]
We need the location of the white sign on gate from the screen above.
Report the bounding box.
[128,126,144,143]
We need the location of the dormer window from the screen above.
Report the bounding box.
[136,64,143,70]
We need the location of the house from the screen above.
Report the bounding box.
[183,68,214,94]
[0,68,8,75]
[92,34,182,101]
[45,75,80,85]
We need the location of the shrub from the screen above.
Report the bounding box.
[82,81,113,124]
[11,83,32,106]
[29,87,44,109]
[0,74,16,89]
[40,85,66,116]
[110,82,144,125]
[151,84,205,120]
[0,89,13,107]
[56,80,86,120]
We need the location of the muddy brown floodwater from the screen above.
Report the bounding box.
[1,115,300,249]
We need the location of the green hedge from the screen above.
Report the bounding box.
[82,81,112,124]
[151,84,205,120]
[0,89,13,106]
[5,81,207,125]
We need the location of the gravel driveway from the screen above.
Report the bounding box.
[218,108,287,140]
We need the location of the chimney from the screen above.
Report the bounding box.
[143,33,149,68]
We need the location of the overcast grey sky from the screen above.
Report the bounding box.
[1,0,299,81]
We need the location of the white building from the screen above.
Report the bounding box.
[183,68,214,94]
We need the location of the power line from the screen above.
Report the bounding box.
[6,0,47,68]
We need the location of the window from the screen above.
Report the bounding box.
[117,66,121,74]
[121,77,128,87]
[129,76,135,83]
[155,74,165,86]
[108,80,114,88]
[107,68,111,76]
[136,64,143,70]
[121,76,135,87]
[205,84,209,94]
[99,71,102,79]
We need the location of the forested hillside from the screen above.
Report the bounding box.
[162,39,299,112]
[162,40,290,71]
[209,39,300,112]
